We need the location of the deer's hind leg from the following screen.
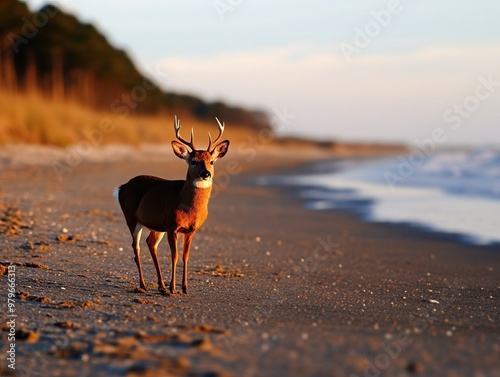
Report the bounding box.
[129,222,146,292]
[146,230,167,294]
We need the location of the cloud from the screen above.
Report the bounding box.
[154,44,500,144]
[157,43,500,98]
[155,45,341,104]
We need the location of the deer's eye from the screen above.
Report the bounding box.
[190,160,197,166]
[210,161,214,165]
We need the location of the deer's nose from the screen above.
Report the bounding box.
[200,170,211,180]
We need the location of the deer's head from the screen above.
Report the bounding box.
[171,116,230,189]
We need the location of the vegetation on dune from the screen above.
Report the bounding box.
[0,0,270,146]
[0,91,257,146]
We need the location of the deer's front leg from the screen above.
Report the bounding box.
[182,232,194,294]
[146,231,167,294]
[167,231,179,293]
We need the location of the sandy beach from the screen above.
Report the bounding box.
[0,146,499,377]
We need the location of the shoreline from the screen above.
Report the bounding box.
[256,156,500,252]
[0,148,498,376]
[269,183,500,253]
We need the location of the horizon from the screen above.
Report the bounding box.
[24,0,500,147]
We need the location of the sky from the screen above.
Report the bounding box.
[25,0,500,146]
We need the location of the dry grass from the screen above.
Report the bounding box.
[0,91,406,158]
[0,91,256,147]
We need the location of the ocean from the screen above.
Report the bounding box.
[259,147,500,246]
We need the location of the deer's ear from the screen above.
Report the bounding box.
[211,140,230,161]
[171,141,190,160]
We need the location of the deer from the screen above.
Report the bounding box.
[113,116,230,295]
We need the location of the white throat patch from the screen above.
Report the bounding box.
[193,179,212,189]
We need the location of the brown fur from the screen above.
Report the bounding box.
[116,121,229,294]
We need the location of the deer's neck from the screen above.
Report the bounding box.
[179,179,212,211]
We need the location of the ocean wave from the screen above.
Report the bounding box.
[265,148,500,246]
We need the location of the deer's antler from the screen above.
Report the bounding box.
[174,116,196,151]
[207,117,225,151]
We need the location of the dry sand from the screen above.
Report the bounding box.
[0,145,499,377]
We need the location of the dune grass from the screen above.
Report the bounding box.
[0,91,256,147]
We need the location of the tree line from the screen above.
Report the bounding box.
[0,0,270,130]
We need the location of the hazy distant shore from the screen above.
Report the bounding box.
[0,139,406,170]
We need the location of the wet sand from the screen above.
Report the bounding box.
[0,148,499,377]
